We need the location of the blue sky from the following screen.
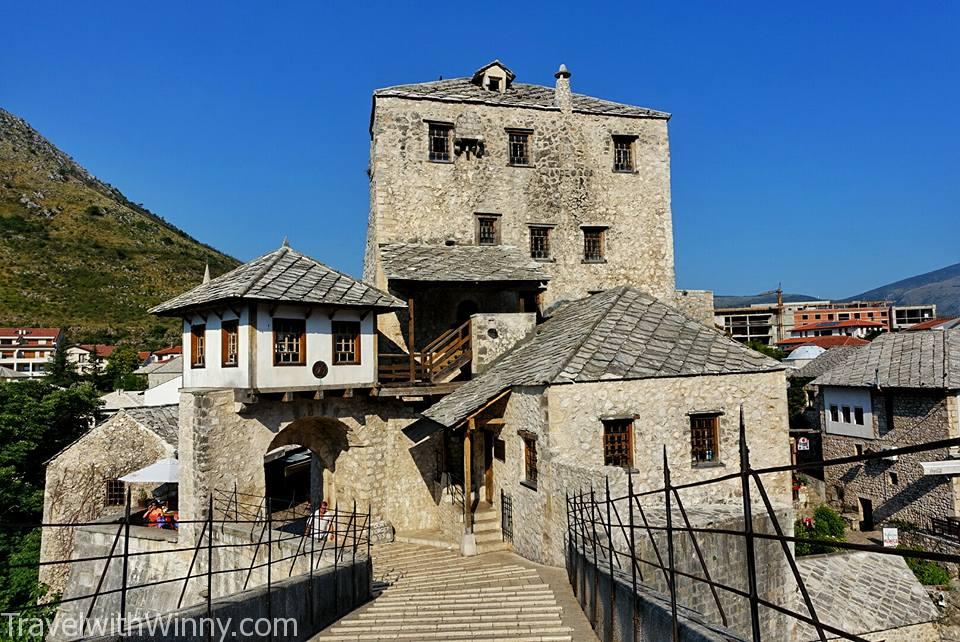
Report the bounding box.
[3,2,957,298]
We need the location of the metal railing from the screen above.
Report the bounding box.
[501,489,513,542]
[9,488,370,639]
[567,408,960,642]
[931,516,960,543]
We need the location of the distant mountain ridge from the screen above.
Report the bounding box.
[0,108,238,344]
[843,262,960,316]
[714,293,821,308]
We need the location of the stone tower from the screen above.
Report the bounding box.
[364,60,677,307]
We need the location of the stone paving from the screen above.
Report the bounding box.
[311,542,597,641]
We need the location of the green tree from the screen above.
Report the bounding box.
[0,380,100,613]
[794,504,846,556]
[746,340,785,361]
[103,345,146,391]
[84,347,108,392]
[44,341,79,389]
[899,544,951,585]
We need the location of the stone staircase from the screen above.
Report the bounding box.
[312,542,574,641]
[472,501,510,555]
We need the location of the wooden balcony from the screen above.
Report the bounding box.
[379,319,472,387]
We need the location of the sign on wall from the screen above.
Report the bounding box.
[882,527,899,547]
[797,437,810,451]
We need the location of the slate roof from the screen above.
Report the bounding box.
[424,287,782,428]
[379,244,551,284]
[812,329,960,390]
[150,244,405,315]
[0,366,28,379]
[136,355,183,376]
[907,316,960,331]
[124,405,179,447]
[374,78,669,120]
[795,552,939,640]
[778,336,870,349]
[788,346,863,380]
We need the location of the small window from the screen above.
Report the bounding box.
[221,320,239,368]
[529,226,551,260]
[332,321,361,365]
[855,444,864,457]
[105,479,125,506]
[602,418,634,468]
[690,414,720,465]
[889,472,899,486]
[854,407,864,426]
[476,215,500,246]
[508,130,530,166]
[273,318,306,366]
[190,324,206,369]
[613,135,635,172]
[829,405,839,422]
[842,406,852,423]
[494,438,506,461]
[523,435,538,488]
[488,76,501,91]
[583,227,606,262]
[428,122,452,162]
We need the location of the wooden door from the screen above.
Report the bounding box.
[484,430,494,504]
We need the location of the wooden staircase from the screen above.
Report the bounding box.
[379,320,472,385]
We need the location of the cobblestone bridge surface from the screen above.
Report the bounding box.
[311,542,597,641]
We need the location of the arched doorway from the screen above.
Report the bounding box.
[263,417,350,516]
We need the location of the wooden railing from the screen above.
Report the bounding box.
[378,319,472,385]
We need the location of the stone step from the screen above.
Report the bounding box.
[476,540,512,554]
[373,585,554,600]
[319,634,572,642]
[353,611,563,624]
[364,604,563,616]
[321,626,574,640]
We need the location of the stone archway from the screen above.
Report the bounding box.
[264,416,351,512]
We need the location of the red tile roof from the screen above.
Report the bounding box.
[0,327,62,338]
[791,319,885,333]
[78,344,117,358]
[778,336,871,350]
[906,317,958,331]
[153,346,182,356]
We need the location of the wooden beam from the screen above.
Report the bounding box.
[408,297,416,382]
[464,419,474,534]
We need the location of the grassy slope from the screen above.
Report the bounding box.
[0,108,239,345]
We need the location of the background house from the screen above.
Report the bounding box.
[0,327,63,377]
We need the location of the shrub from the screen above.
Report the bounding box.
[795,504,846,556]
[898,545,951,585]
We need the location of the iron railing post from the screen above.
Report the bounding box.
[605,476,616,642]
[206,493,213,630]
[120,488,131,634]
[672,488,728,626]
[627,469,638,642]
[590,485,600,626]
[739,406,762,641]
[84,520,123,635]
[352,499,357,605]
[663,446,678,642]
[267,497,273,642]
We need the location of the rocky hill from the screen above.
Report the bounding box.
[844,262,960,316]
[0,108,238,344]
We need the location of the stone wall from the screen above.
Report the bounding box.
[823,389,959,528]
[673,289,715,327]
[469,312,536,374]
[365,93,677,306]
[177,390,443,544]
[41,413,176,595]
[486,370,791,568]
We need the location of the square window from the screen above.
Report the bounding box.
[602,418,634,468]
[428,123,452,162]
[854,407,864,426]
[855,444,864,457]
[842,406,852,423]
[523,435,538,488]
[529,226,551,260]
[583,227,606,262]
[476,215,500,246]
[273,318,306,366]
[332,321,361,365]
[612,135,635,172]
[105,479,125,506]
[508,130,530,166]
[889,472,899,485]
[221,320,239,367]
[488,77,500,91]
[690,414,720,465]
[191,324,206,369]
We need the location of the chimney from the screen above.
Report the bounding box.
[202,263,210,284]
[554,64,572,113]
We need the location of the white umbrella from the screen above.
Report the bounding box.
[119,458,179,483]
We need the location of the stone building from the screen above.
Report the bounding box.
[363,60,712,360]
[813,329,960,530]
[423,286,792,564]
[40,405,178,594]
